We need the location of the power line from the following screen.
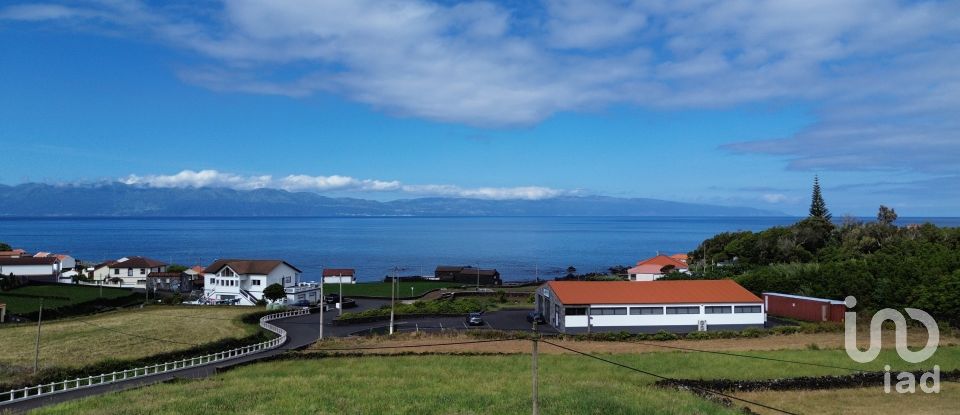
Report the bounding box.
[626,340,958,384]
[634,341,868,372]
[76,319,198,346]
[540,340,800,415]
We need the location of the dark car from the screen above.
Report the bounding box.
[526,311,546,325]
[324,293,341,304]
[292,299,311,308]
[466,312,484,326]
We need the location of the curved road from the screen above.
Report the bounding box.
[1,301,540,414]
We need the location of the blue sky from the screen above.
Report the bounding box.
[1,1,958,216]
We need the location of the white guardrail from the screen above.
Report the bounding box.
[1,308,310,405]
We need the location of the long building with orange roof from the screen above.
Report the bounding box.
[535,280,764,333]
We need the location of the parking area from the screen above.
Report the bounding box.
[339,309,557,337]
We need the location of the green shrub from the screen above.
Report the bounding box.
[651,330,679,341]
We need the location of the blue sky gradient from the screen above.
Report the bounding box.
[1,1,958,215]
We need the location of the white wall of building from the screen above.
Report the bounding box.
[204,263,302,306]
[0,263,61,276]
[562,303,764,329]
[322,276,355,284]
[628,273,662,281]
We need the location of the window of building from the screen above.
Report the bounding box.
[590,307,627,316]
[735,305,762,313]
[252,279,261,286]
[284,276,292,284]
[565,307,587,315]
[114,269,119,275]
[297,294,305,300]
[705,306,732,314]
[140,268,146,275]
[210,278,216,285]
[127,269,133,276]
[666,306,700,315]
[137,280,146,285]
[630,307,664,315]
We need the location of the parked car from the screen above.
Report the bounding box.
[466,312,484,326]
[292,299,311,308]
[526,311,546,324]
[324,293,341,304]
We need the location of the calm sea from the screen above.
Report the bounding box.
[1,216,957,282]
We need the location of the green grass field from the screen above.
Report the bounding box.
[0,306,258,386]
[323,281,464,298]
[28,347,960,415]
[0,284,133,314]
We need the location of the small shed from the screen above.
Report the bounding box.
[763,292,846,323]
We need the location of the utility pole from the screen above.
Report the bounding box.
[389,267,397,335]
[476,263,480,291]
[34,298,43,374]
[531,322,539,415]
[338,272,343,316]
[319,274,324,340]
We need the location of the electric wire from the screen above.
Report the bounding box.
[540,339,801,415]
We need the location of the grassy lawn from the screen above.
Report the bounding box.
[0,306,258,386]
[29,345,960,414]
[29,354,743,415]
[323,281,464,298]
[0,284,134,314]
[735,383,958,415]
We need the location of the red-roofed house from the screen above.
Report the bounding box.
[535,280,765,333]
[627,254,690,281]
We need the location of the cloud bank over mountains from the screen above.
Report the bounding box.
[120,170,573,200]
[2,0,958,177]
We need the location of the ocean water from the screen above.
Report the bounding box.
[1,216,957,282]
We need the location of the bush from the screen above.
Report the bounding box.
[651,330,679,341]
[684,331,712,340]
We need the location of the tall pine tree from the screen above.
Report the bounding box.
[809,175,832,220]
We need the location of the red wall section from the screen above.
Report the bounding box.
[764,294,845,322]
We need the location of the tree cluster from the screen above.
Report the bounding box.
[688,211,960,327]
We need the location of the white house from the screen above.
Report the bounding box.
[202,259,320,306]
[0,257,62,283]
[322,268,356,284]
[627,254,690,281]
[91,257,168,288]
[535,280,765,333]
[33,252,77,270]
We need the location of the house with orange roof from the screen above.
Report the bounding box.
[626,254,690,281]
[535,280,764,333]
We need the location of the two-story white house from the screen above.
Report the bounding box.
[91,256,168,288]
[202,259,320,306]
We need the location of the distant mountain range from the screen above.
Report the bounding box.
[0,183,785,217]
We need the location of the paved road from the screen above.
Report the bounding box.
[0,300,538,413]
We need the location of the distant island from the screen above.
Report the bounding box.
[0,183,785,217]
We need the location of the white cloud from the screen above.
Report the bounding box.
[4,0,960,171]
[400,184,569,200]
[761,193,788,204]
[121,170,272,190]
[119,170,571,200]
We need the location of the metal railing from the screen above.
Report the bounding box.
[1,308,310,405]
